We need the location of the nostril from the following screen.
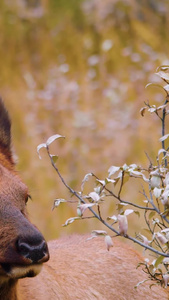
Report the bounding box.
[41,240,48,255]
[17,242,30,257]
[16,237,49,263]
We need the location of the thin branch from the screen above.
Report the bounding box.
[144,101,162,121]
[106,188,155,211]
[118,170,124,198]
[161,100,168,167]
[47,148,169,258]
[97,205,102,220]
[143,209,164,251]
[155,197,166,228]
[92,173,155,211]
[145,152,153,169]
[142,263,163,285]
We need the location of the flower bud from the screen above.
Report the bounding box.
[156,232,168,244]
[161,189,169,206]
[163,258,169,265]
[77,207,83,217]
[139,234,150,246]
[105,235,113,251]
[150,175,161,189]
[118,214,128,235]
[163,274,169,288]
[164,173,169,186]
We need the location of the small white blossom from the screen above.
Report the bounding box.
[163,274,169,288]
[118,214,128,235]
[105,235,113,251]
[150,175,161,189]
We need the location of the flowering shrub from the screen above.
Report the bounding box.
[38,66,169,288]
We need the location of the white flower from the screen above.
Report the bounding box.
[163,274,169,288]
[150,175,161,188]
[105,235,113,251]
[161,189,169,205]
[118,215,128,235]
[156,232,168,244]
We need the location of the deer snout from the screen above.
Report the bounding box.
[16,235,49,264]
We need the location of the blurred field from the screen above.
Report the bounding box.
[1,0,169,241]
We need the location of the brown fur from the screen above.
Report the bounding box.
[18,236,169,300]
[0,99,168,299]
[0,100,49,300]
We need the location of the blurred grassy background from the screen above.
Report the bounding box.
[1,0,169,241]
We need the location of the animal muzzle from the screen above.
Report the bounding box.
[0,233,49,279]
[16,234,49,264]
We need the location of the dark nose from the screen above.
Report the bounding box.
[16,235,49,263]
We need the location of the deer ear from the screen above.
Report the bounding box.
[0,99,12,159]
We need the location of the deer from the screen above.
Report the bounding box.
[0,99,168,300]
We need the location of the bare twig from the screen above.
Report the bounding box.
[161,100,168,167]
[46,146,169,258]
[118,170,124,198]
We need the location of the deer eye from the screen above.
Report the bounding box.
[25,194,32,204]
